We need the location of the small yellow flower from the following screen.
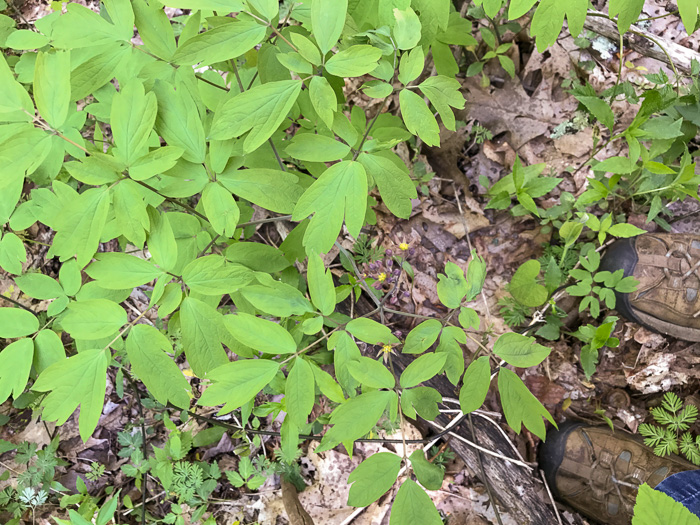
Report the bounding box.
[381,344,393,354]
[399,242,409,251]
[378,272,387,282]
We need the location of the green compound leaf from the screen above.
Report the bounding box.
[173,15,266,66]
[390,479,442,525]
[198,358,280,415]
[632,482,700,525]
[146,207,178,272]
[5,29,49,50]
[346,356,396,389]
[33,329,65,375]
[59,259,82,296]
[509,259,548,307]
[0,307,39,338]
[408,449,444,490]
[419,75,466,131]
[218,167,304,214]
[459,356,491,414]
[49,187,110,269]
[15,272,63,300]
[62,299,126,341]
[111,81,157,165]
[401,386,441,420]
[347,452,401,507]
[396,47,425,85]
[0,338,33,405]
[311,0,347,54]
[358,152,417,219]
[402,319,442,355]
[132,0,177,61]
[86,252,163,290]
[325,45,382,77]
[201,182,240,237]
[346,318,400,345]
[292,160,367,254]
[316,390,393,453]
[493,332,551,367]
[102,0,135,40]
[399,88,440,146]
[458,306,480,330]
[126,324,191,409]
[307,250,335,316]
[180,297,229,377]
[399,352,447,388]
[393,7,422,50]
[508,0,538,19]
[436,261,468,308]
[310,363,345,404]
[436,327,465,385]
[0,55,34,118]
[276,52,312,76]
[678,0,700,36]
[239,281,312,317]
[129,146,184,181]
[182,255,253,295]
[498,367,556,440]
[530,0,587,52]
[153,79,206,163]
[209,80,302,153]
[412,0,450,46]
[285,134,351,162]
[70,44,129,102]
[0,233,26,275]
[247,0,278,21]
[223,312,297,355]
[33,348,110,442]
[575,95,615,132]
[290,33,321,65]
[465,255,486,301]
[285,357,315,426]
[112,180,150,248]
[34,50,71,129]
[608,223,647,238]
[50,3,124,49]
[309,75,337,129]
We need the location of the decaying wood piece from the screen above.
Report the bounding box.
[584,10,700,74]
[390,352,560,525]
[282,479,315,525]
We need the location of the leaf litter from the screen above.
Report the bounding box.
[3,1,700,524]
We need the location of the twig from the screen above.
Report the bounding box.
[540,469,564,525]
[0,294,36,314]
[427,419,534,470]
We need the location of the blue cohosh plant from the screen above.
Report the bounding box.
[0,0,699,523]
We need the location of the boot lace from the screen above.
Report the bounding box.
[665,243,700,318]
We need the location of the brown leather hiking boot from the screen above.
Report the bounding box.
[539,422,697,525]
[600,233,700,342]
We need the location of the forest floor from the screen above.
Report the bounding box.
[3,0,700,524]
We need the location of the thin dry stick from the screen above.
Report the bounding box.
[428,419,533,471]
[540,469,564,525]
[471,410,530,467]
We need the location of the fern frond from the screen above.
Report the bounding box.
[662,392,683,413]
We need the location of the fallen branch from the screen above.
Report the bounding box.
[390,353,560,525]
[584,10,700,74]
